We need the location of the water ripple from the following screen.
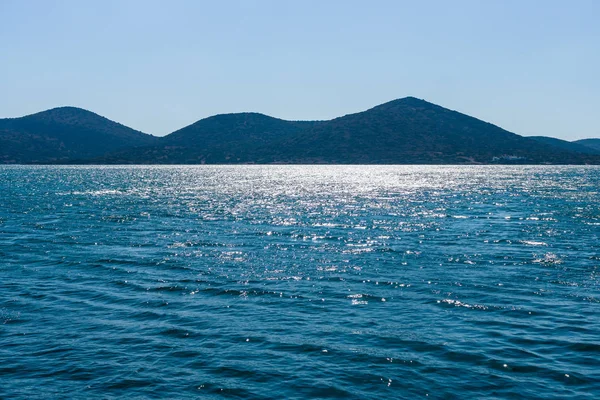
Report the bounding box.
[1,165,599,399]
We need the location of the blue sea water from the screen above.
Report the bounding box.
[1,165,599,399]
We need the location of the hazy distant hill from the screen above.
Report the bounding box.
[0,107,157,163]
[2,99,600,164]
[529,136,600,155]
[574,139,600,152]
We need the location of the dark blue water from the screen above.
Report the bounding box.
[1,166,599,399]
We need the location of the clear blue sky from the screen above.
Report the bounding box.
[1,0,598,139]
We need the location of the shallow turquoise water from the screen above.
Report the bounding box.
[1,165,599,399]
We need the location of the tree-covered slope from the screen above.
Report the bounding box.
[529,136,600,155]
[574,139,600,152]
[249,97,599,164]
[0,107,157,163]
[3,100,600,164]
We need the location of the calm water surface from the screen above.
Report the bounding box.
[1,165,599,399]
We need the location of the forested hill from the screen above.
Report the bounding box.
[3,99,600,164]
[0,107,157,164]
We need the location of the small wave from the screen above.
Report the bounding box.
[438,299,488,310]
[347,293,368,305]
[69,189,126,196]
[520,240,548,246]
[533,253,563,265]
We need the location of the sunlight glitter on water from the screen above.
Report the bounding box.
[1,165,599,399]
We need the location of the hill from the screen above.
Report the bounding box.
[574,139,600,152]
[0,107,157,163]
[529,136,600,155]
[98,97,600,164]
[161,113,318,163]
[2,99,600,164]
[258,97,578,163]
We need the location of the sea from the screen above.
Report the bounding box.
[1,165,599,399]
